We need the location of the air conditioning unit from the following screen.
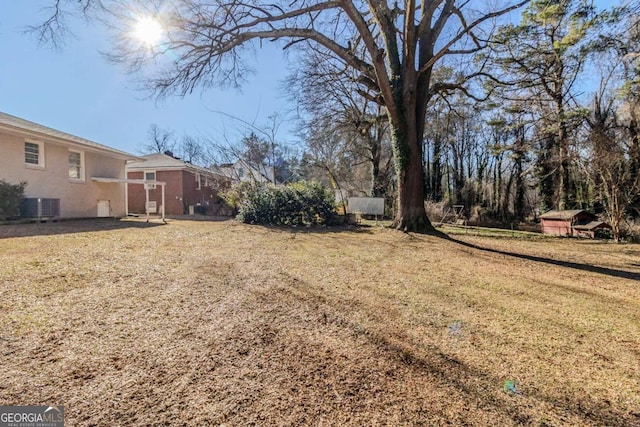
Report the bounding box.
[146,201,157,214]
[20,198,60,219]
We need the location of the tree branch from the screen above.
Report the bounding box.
[418,0,530,77]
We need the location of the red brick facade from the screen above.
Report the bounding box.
[127,169,224,215]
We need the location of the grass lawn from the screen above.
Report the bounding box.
[0,219,639,426]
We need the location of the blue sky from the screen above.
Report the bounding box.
[0,1,295,155]
[0,1,614,157]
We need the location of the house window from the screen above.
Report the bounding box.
[68,150,84,180]
[237,167,244,178]
[195,173,201,190]
[144,171,156,189]
[25,141,44,167]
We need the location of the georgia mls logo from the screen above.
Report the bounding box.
[0,405,65,427]
[44,406,63,416]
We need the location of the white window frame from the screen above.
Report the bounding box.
[24,140,45,168]
[68,149,85,181]
[195,173,201,190]
[144,170,156,189]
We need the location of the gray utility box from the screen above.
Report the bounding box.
[20,198,60,220]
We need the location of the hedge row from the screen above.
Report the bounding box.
[0,180,27,221]
[236,181,335,226]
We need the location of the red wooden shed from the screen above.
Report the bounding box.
[539,210,612,238]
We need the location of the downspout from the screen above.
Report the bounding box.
[124,160,131,217]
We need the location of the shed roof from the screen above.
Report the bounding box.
[0,111,139,160]
[539,210,593,220]
[572,221,612,231]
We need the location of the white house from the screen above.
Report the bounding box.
[0,111,140,219]
[216,159,276,184]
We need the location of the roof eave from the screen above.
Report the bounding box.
[0,122,142,161]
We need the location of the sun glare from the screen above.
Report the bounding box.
[134,16,163,47]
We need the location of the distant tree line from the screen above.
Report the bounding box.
[286,0,640,239]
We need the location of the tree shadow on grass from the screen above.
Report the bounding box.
[361,320,636,426]
[440,234,640,282]
[248,223,379,235]
[165,214,232,222]
[273,271,636,426]
[0,218,166,239]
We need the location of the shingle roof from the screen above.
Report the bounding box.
[127,153,225,178]
[0,111,138,160]
[539,210,591,220]
[127,153,189,169]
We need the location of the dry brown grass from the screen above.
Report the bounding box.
[0,219,639,426]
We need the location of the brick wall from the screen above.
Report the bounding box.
[127,170,184,215]
[126,171,145,214]
[181,170,221,214]
[127,169,223,215]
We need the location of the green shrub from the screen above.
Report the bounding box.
[219,181,254,214]
[236,181,335,226]
[0,180,27,220]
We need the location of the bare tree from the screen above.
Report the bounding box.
[587,91,640,242]
[26,0,96,49]
[583,18,640,241]
[286,48,393,197]
[203,133,268,184]
[212,112,286,184]
[603,9,640,214]
[141,123,176,154]
[300,113,355,214]
[35,0,529,232]
[179,135,205,165]
[201,112,292,185]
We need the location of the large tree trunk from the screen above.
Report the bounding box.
[392,153,434,232]
[390,123,435,233]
